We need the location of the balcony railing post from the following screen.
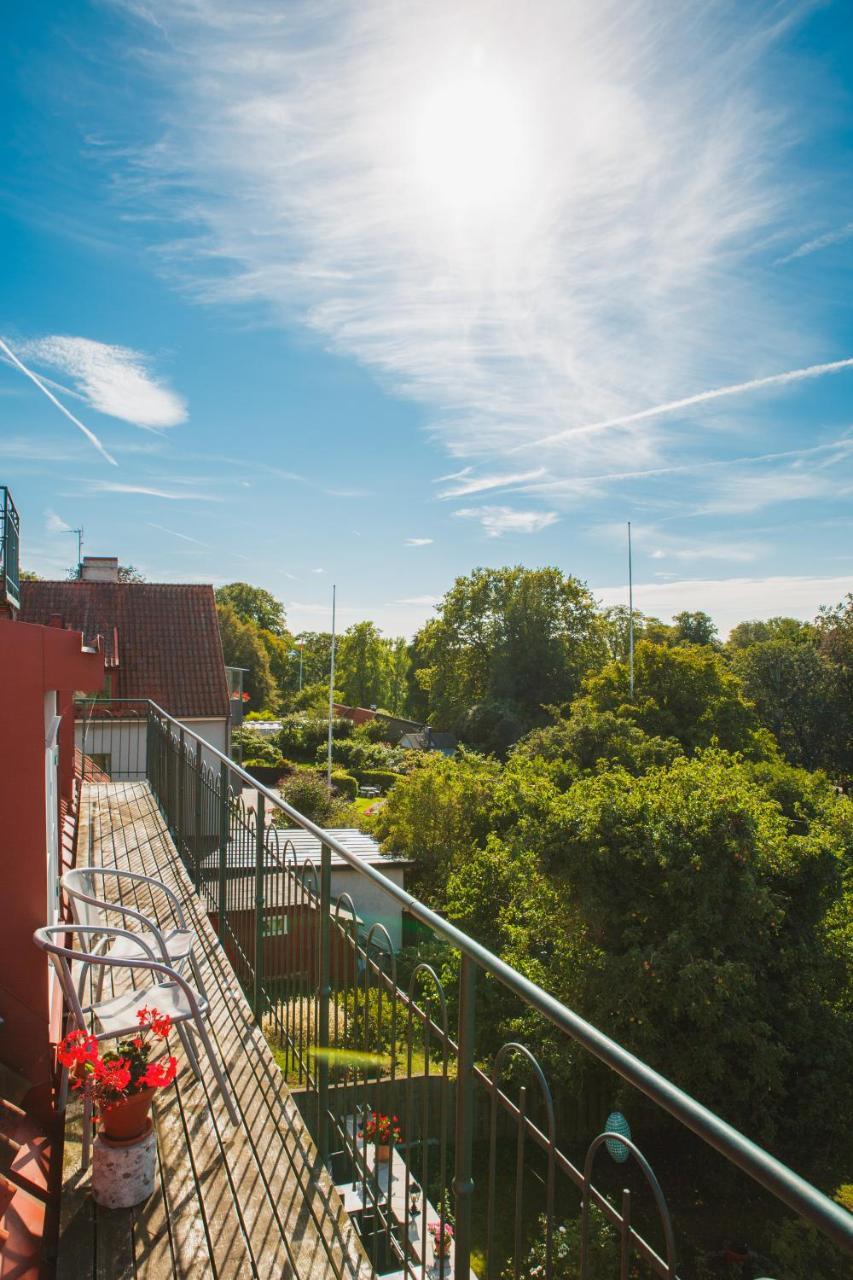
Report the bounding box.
[453,954,477,1278]
[254,792,266,1022]
[177,727,185,861]
[218,759,229,942]
[193,738,203,889]
[317,841,332,1162]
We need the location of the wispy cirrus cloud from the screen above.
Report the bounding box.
[111,0,837,514]
[436,468,546,499]
[776,222,853,265]
[89,481,220,500]
[396,594,440,606]
[404,537,433,547]
[45,509,72,534]
[20,335,187,429]
[147,521,210,546]
[0,336,117,465]
[454,505,559,538]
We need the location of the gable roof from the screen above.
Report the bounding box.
[19,581,229,720]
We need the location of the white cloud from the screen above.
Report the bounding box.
[404,537,433,547]
[89,481,220,500]
[396,594,440,606]
[436,468,547,499]
[21,335,187,428]
[776,222,853,264]
[147,521,209,546]
[454,505,559,537]
[116,0,818,495]
[594,575,852,636]
[45,509,72,533]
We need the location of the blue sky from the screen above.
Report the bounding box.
[1,0,851,637]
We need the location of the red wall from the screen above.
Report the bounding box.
[0,619,103,1085]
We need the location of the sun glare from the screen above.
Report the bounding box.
[412,67,534,219]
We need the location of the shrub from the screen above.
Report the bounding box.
[232,726,282,766]
[331,770,358,801]
[277,714,354,762]
[350,768,400,792]
[275,772,336,824]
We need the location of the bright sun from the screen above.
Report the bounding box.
[412,66,534,219]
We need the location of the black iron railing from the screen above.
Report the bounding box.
[75,699,853,1280]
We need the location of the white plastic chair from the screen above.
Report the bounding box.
[62,866,207,1001]
[34,924,239,1168]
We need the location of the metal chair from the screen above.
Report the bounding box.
[62,866,207,1001]
[34,924,239,1167]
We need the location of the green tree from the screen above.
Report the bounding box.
[727,616,815,649]
[521,751,852,1147]
[215,582,287,636]
[336,621,391,709]
[731,639,844,771]
[372,751,503,902]
[414,566,604,743]
[513,703,683,787]
[671,610,718,646]
[216,603,276,710]
[385,637,411,716]
[293,632,334,687]
[581,640,759,754]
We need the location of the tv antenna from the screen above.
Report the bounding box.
[66,527,84,576]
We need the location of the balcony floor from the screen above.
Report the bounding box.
[58,780,371,1280]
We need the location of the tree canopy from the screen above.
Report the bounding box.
[411,566,603,745]
[215,582,288,636]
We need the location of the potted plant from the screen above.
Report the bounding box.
[361,1111,401,1161]
[427,1219,454,1260]
[58,1006,178,1142]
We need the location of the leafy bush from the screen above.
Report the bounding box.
[232,726,283,766]
[350,768,401,792]
[277,714,354,762]
[319,736,406,771]
[274,771,336,824]
[505,1206,621,1280]
[331,770,358,801]
[354,717,393,744]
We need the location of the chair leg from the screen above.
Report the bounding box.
[193,1017,239,1125]
[176,1023,201,1079]
[81,1082,93,1172]
[189,949,208,1004]
[58,1063,69,1113]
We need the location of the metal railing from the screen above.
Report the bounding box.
[75,699,853,1279]
[1,485,20,611]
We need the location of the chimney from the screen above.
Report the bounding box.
[80,556,119,583]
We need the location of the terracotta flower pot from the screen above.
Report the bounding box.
[99,1088,157,1141]
[375,1143,391,1161]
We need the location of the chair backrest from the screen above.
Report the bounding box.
[62,868,102,929]
[32,925,93,1032]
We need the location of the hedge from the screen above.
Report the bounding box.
[350,768,400,792]
[243,759,293,787]
[330,771,358,801]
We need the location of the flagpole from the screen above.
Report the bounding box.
[628,522,635,701]
[327,584,337,788]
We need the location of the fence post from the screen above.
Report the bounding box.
[193,739,203,889]
[317,842,332,1162]
[254,792,266,1022]
[218,759,229,943]
[177,728,185,862]
[453,955,477,1279]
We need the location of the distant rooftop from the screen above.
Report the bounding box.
[19,578,229,721]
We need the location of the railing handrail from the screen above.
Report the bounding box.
[75,697,853,1253]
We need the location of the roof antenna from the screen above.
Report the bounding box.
[65,527,83,578]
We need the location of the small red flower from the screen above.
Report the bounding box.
[141,1057,178,1089]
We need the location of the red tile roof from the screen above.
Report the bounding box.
[19,581,229,720]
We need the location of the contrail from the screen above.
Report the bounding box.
[0,336,117,466]
[521,356,853,451]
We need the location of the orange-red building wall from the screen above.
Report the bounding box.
[0,618,103,1086]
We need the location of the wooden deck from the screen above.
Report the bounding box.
[58,780,371,1280]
